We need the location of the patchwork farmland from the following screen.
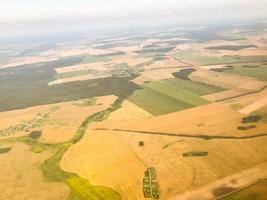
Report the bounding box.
[0,20,267,200]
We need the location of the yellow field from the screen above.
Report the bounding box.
[40,95,117,143]
[60,129,146,200]
[132,68,183,85]
[0,95,117,143]
[48,74,110,86]
[190,69,266,102]
[93,101,267,137]
[0,142,70,200]
[108,100,153,120]
[61,124,267,199]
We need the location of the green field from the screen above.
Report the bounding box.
[219,180,267,200]
[216,63,267,81]
[164,78,225,96]
[172,49,267,65]
[128,79,211,115]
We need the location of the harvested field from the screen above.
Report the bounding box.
[0,104,52,138]
[93,102,267,137]
[173,161,267,200]
[0,142,70,200]
[60,129,146,200]
[108,100,153,120]
[239,95,267,115]
[190,69,266,102]
[40,95,117,143]
[48,74,110,86]
[132,68,180,85]
[0,56,58,69]
[65,127,267,199]
[55,62,108,73]
[0,95,117,142]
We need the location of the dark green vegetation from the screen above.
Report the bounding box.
[242,115,262,123]
[0,54,139,112]
[138,141,144,147]
[0,147,12,154]
[211,65,234,72]
[128,79,210,115]
[98,128,267,140]
[211,63,267,81]
[135,46,176,54]
[172,50,267,65]
[97,51,125,57]
[238,125,256,131]
[29,130,42,139]
[143,167,159,200]
[182,151,209,157]
[172,68,196,80]
[218,179,267,200]
[206,45,257,51]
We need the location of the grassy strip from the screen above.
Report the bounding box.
[0,97,126,199]
[39,98,125,199]
[96,128,267,140]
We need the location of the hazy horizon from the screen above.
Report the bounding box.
[0,0,267,41]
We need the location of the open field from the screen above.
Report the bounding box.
[128,79,210,115]
[211,62,267,81]
[132,68,180,85]
[0,95,117,143]
[108,100,153,120]
[63,127,267,200]
[0,142,70,200]
[93,101,267,137]
[1,23,267,200]
[172,49,267,65]
[40,95,117,143]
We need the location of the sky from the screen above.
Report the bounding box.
[0,0,266,39]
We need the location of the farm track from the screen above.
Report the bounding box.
[94,128,267,140]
